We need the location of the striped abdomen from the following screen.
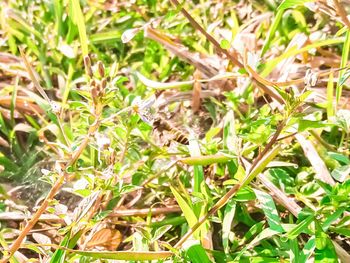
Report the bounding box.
[153,117,189,145]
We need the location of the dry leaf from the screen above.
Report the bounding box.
[32,233,52,250]
[192,70,202,112]
[121,27,142,43]
[86,228,122,250]
[0,96,44,115]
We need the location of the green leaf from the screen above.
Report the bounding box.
[72,250,172,260]
[290,236,301,263]
[234,228,279,261]
[242,221,265,243]
[328,152,350,165]
[50,232,70,263]
[322,207,345,231]
[339,69,350,87]
[188,135,204,194]
[254,189,284,233]
[183,240,211,263]
[223,110,237,154]
[150,216,186,228]
[315,220,328,250]
[331,165,350,182]
[299,237,315,263]
[242,145,281,187]
[0,152,19,172]
[315,227,337,263]
[261,9,284,56]
[222,199,236,253]
[90,30,122,43]
[170,187,197,229]
[234,186,256,201]
[220,39,230,49]
[329,226,350,237]
[265,168,294,194]
[262,38,344,78]
[337,30,350,103]
[327,72,334,119]
[205,127,221,142]
[298,119,329,132]
[180,154,233,166]
[277,0,315,11]
[152,225,172,242]
[287,215,314,239]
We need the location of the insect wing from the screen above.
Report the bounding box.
[139,108,154,125]
[132,95,156,125]
[139,94,156,111]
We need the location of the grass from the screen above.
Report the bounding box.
[0,0,350,262]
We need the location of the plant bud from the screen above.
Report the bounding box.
[84,55,93,77]
[101,78,107,90]
[97,61,105,78]
[90,79,96,88]
[91,87,99,104]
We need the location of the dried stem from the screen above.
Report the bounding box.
[333,0,350,30]
[174,119,285,248]
[174,184,241,248]
[19,48,70,147]
[0,175,65,262]
[169,0,284,104]
[1,95,102,263]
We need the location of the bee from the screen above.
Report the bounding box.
[132,95,189,145]
[153,116,189,145]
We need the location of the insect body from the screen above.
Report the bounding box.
[133,95,189,145]
[153,116,189,145]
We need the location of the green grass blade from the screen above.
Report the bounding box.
[336,30,350,105]
[188,136,204,194]
[254,189,284,233]
[180,154,233,166]
[54,0,64,39]
[262,38,344,77]
[234,228,279,261]
[261,9,284,56]
[223,110,237,154]
[322,207,345,231]
[278,0,315,11]
[170,187,197,229]
[242,145,281,188]
[69,0,88,57]
[327,72,334,119]
[287,215,314,239]
[222,199,236,254]
[184,241,211,263]
[299,237,315,263]
[90,30,122,43]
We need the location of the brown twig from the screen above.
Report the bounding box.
[19,47,70,147]
[0,212,64,223]
[0,61,103,263]
[174,184,241,248]
[174,120,285,248]
[1,175,65,263]
[333,0,350,30]
[169,0,243,67]
[1,121,101,263]
[169,0,284,104]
